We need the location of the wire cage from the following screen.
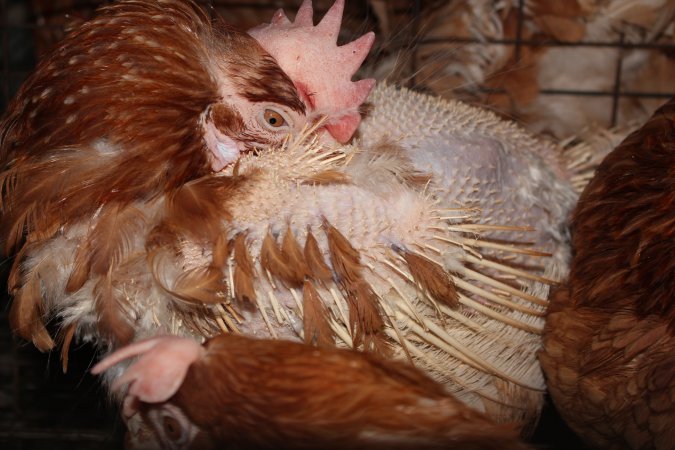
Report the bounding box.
[0,0,672,448]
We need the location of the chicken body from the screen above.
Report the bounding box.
[540,98,675,449]
[0,0,320,350]
[24,106,560,421]
[52,80,572,431]
[209,82,574,426]
[93,334,532,450]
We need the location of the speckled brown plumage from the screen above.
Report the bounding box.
[540,98,675,449]
[0,0,306,350]
[1,0,301,243]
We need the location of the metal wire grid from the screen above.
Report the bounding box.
[0,0,670,447]
[407,0,674,128]
[1,0,674,114]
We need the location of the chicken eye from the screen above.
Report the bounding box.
[264,109,285,127]
[146,404,197,449]
[262,109,287,128]
[163,415,182,441]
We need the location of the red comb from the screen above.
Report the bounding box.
[249,0,375,143]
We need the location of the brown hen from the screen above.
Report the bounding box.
[94,334,533,449]
[540,98,675,449]
[1,0,373,351]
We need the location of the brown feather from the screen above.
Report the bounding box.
[93,270,134,346]
[370,141,433,187]
[0,0,292,264]
[145,223,179,256]
[233,265,257,309]
[571,98,675,328]
[169,335,532,450]
[179,306,221,338]
[352,140,432,188]
[211,233,229,270]
[232,234,255,275]
[303,230,333,283]
[67,203,147,293]
[280,227,310,285]
[65,238,91,294]
[59,322,77,374]
[164,176,240,244]
[171,266,228,305]
[345,279,388,355]
[322,220,388,354]
[4,200,35,255]
[541,98,675,450]
[232,234,257,308]
[259,231,299,287]
[402,251,459,308]
[7,242,30,293]
[0,151,104,255]
[259,231,285,275]
[147,227,227,306]
[9,268,55,351]
[89,205,147,275]
[0,0,219,204]
[324,221,362,284]
[302,280,336,348]
[302,170,352,185]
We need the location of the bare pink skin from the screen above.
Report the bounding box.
[249,0,376,144]
[91,336,204,418]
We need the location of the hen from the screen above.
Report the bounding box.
[540,98,675,449]
[0,0,373,352]
[92,334,532,450]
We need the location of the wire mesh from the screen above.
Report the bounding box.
[407,0,674,128]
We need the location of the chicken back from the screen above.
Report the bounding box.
[540,98,675,449]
